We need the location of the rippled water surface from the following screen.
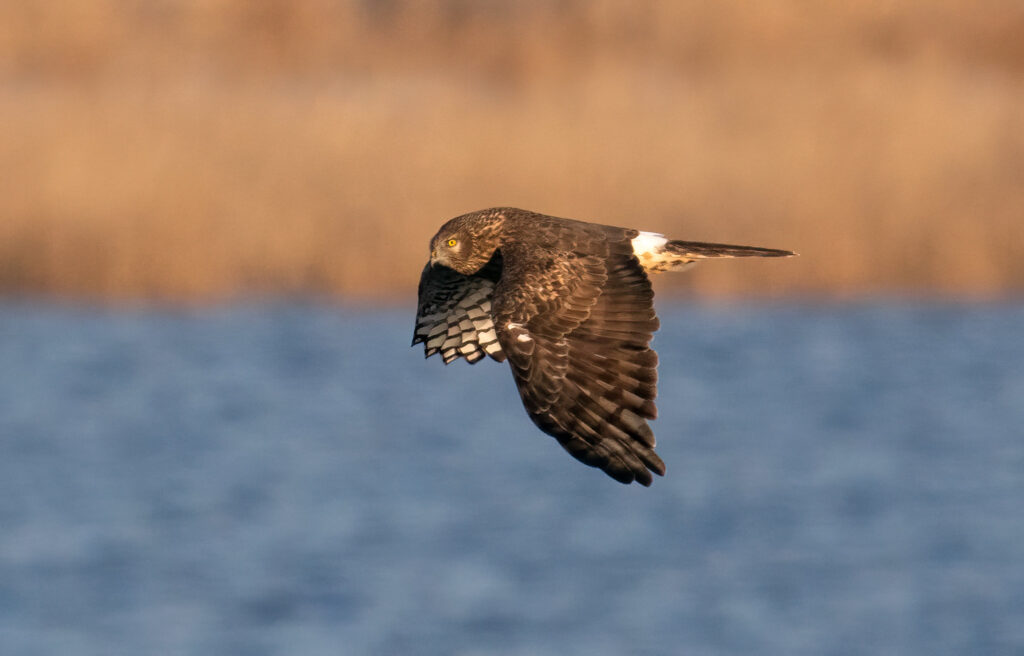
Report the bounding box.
[1,301,1022,655]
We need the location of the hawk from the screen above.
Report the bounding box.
[412,207,794,486]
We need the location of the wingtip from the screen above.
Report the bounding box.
[609,462,664,487]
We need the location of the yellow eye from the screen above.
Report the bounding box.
[447,238,458,247]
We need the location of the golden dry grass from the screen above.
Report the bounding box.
[2,0,1023,301]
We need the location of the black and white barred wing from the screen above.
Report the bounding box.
[412,263,505,364]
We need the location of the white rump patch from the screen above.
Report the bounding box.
[631,231,668,258]
[516,333,532,343]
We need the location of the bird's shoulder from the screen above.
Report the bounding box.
[498,209,637,252]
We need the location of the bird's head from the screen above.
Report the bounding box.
[429,226,473,273]
[429,210,506,275]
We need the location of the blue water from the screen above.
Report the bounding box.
[1,301,1022,656]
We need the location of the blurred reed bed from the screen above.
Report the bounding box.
[1,0,1022,301]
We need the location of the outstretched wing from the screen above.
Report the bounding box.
[412,253,505,364]
[493,230,665,486]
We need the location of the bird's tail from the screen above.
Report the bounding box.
[633,233,796,273]
[665,240,796,260]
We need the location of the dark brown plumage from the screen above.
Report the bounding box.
[412,207,795,485]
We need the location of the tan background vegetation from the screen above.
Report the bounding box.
[2,0,1023,301]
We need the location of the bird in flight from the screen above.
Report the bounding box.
[413,207,795,486]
